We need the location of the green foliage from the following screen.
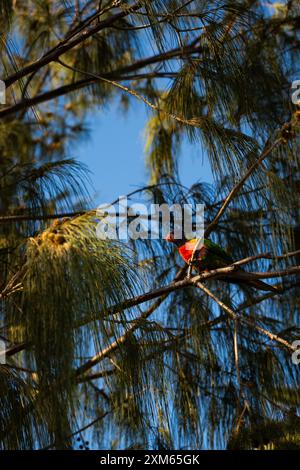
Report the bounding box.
[0,0,300,451]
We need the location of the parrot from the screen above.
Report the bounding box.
[165,232,280,293]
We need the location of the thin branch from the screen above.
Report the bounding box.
[3,3,143,88]
[242,319,297,352]
[233,401,249,442]
[233,249,300,267]
[76,265,237,329]
[204,136,283,238]
[76,295,169,377]
[77,369,115,383]
[194,281,236,319]
[232,316,249,436]
[0,181,186,223]
[229,265,300,280]
[57,58,205,128]
[0,210,87,223]
[4,342,28,357]
[193,281,297,352]
[233,319,241,391]
[0,266,26,299]
[77,315,227,383]
[0,43,202,120]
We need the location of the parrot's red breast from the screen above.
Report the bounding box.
[166,233,280,292]
[178,239,207,264]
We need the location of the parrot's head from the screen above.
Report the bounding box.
[165,231,187,247]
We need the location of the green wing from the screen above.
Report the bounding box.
[202,238,233,267]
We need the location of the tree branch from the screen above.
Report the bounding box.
[76,265,236,328]
[204,136,284,238]
[76,296,167,377]
[233,249,300,266]
[57,58,206,128]
[3,3,143,88]
[5,259,300,361]
[0,43,202,120]
[193,281,297,352]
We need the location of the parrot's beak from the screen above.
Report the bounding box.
[165,233,175,243]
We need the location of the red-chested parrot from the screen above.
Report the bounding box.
[166,233,280,293]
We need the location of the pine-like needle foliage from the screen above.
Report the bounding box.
[0,0,300,450]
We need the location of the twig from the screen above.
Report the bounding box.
[233,400,249,442]
[4,342,28,357]
[229,265,300,280]
[76,295,170,377]
[77,314,227,383]
[233,319,242,393]
[3,3,143,88]
[77,369,115,383]
[233,249,300,266]
[0,43,202,120]
[194,281,236,319]
[193,281,297,352]
[0,210,87,223]
[0,181,186,223]
[204,137,283,238]
[57,58,205,129]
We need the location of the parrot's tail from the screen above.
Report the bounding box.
[219,272,282,293]
[245,279,282,293]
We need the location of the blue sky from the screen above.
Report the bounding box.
[74,1,282,204]
[76,99,213,206]
[75,100,214,449]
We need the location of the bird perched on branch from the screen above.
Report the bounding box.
[166,233,280,293]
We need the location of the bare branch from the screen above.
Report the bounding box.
[193,281,297,352]
[233,250,300,266]
[4,342,28,357]
[3,3,143,88]
[57,58,206,128]
[75,297,167,377]
[204,136,283,238]
[0,211,87,223]
[76,265,236,328]
[229,265,300,280]
[0,43,202,120]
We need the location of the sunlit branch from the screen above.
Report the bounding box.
[57,58,206,128]
[3,3,143,88]
[76,296,169,377]
[0,43,202,120]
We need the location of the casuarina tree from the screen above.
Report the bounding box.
[1,0,300,449]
